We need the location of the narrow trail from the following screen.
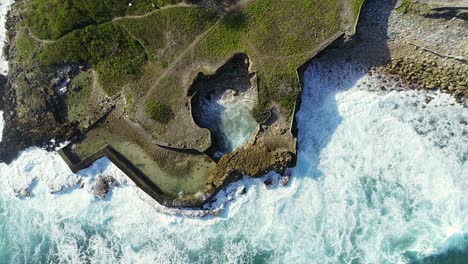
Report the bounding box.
[119,23,151,58]
[27,30,55,44]
[26,3,193,44]
[137,19,223,118]
[112,3,192,22]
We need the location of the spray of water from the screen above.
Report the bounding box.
[0,0,466,263]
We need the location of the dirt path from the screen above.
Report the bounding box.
[137,18,222,118]
[26,3,193,44]
[27,30,55,44]
[112,3,192,22]
[119,23,151,58]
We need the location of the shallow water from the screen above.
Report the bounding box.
[194,88,258,154]
[0,0,467,263]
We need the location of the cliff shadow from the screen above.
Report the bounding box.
[424,7,468,21]
[294,0,398,179]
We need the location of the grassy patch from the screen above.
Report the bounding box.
[396,0,431,15]
[24,0,344,113]
[195,13,246,59]
[246,0,339,56]
[120,7,217,61]
[25,0,183,40]
[193,0,341,115]
[15,30,37,60]
[39,23,146,95]
[124,89,133,110]
[20,0,350,139]
[352,0,365,19]
[397,0,413,13]
[66,71,93,123]
[145,99,174,124]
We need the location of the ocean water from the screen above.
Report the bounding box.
[194,87,257,154]
[1,1,467,264]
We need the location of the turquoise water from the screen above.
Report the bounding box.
[194,87,258,154]
[1,0,467,263]
[1,60,466,263]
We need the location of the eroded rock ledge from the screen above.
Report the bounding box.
[1,0,366,208]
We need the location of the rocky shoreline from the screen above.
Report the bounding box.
[0,0,306,209]
[1,0,466,212]
[380,56,466,102]
[0,6,78,163]
[381,1,467,103]
[333,0,467,105]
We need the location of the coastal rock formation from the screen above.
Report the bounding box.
[91,174,120,199]
[1,0,365,207]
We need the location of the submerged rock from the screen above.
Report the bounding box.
[13,187,31,198]
[91,175,120,199]
[279,176,290,187]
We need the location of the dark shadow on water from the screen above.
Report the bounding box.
[294,0,397,180]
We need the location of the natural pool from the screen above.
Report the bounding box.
[191,54,258,157]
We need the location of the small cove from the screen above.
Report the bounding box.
[191,54,258,158]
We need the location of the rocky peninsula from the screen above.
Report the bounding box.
[0,0,365,207]
[1,0,466,209]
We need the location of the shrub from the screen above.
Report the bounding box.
[145,100,174,124]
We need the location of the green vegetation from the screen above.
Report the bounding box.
[11,0,363,202]
[145,99,174,124]
[352,0,365,19]
[19,0,352,143]
[194,0,340,115]
[15,30,37,60]
[38,22,146,95]
[25,0,183,40]
[121,7,217,62]
[66,71,93,123]
[246,0,339,56]
[396,0,430,15]
[396,0,413,13]
[24,0,344,111]
[195,13,246,59]
[124,89,133,110]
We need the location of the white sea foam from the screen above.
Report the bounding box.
[1,59,466,263]
[0,0,467,262]
[195,87,257,153]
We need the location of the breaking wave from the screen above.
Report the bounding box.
[1,60,466,263]
[0,0,467,263]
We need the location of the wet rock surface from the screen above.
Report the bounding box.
[205,140,295,194]
[380,57,467,102]
[91,175,120,200]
